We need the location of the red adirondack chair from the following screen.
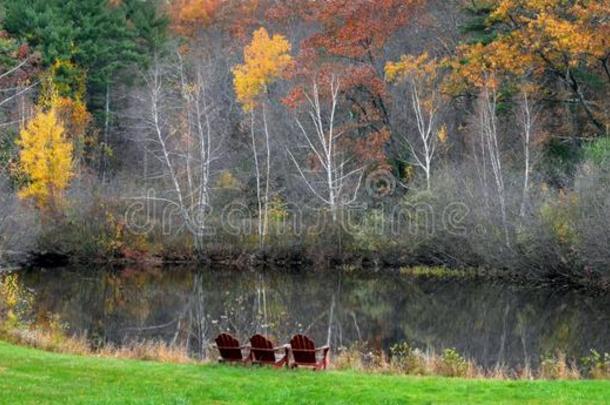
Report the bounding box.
[289,334,330,370]
[249,334,290,368]
[214,333,250,363]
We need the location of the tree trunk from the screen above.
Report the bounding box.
[250,111,264,247]
[101,83,111,183]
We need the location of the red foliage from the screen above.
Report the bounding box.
[273,0,421,164]
[169,0,273,45]
[352,127,392,167]
[302,0,419,59]
[17,44,30,60]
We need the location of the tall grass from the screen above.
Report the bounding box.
[1,312,609,380]
[0,320,191,364]
[333,342,609,380]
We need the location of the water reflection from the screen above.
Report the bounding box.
[3,266,609,369]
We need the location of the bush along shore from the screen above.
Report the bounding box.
[4,164,610,293]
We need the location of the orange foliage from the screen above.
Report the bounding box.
[311,0,418,95]
[275,1,421,111]
[38,63,93,164]
[274,0,422,166]
[447,0,609,131]
[169,0,271,43]
[169,0,223,35]
[450,0,610,90]
[53,96,92,157]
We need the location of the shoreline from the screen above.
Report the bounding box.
[3,249,609,293]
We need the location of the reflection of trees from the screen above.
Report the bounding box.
[11,267,610,368]
[0,273,34,323]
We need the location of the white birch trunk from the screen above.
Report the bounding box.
[288,76,364,221]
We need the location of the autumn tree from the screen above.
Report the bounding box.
[169,0,223,36]
[5,0,167,182]
[233,27,292,244]
[4,0,151,96]
[271,0,423,168]
[18,107,74,210]
[386,52,447,190]
[233,28,293,112]
[135,48,227,252]
[38,61,93,173]
[168,0,268,43]
[450,0,609,135]
[473,77,511,247]
[516,84,541,218]
[287,76,365,221]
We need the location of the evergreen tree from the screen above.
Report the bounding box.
[3,0,167,109]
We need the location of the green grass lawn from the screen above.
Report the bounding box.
[0,341,609,404]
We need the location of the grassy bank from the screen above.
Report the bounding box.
[1,341,609,404]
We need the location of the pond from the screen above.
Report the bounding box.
[2,265,609,370]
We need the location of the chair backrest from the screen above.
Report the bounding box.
[215,333,243,361]
[290,334,317,364]
[250,334,276,363]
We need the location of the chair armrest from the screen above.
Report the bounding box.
[318,345,331,369]
[214,344,250,350]
[315,345,330,352]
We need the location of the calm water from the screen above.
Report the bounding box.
[2,265,609,369]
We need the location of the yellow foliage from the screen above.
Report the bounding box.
[54,96,91,141]
[233,27,293,111]
[40,60,86,106]
[385,52,439,84]
[18,108,74,210]
[437,125,448,145]
[386,53,444,104]
[39,73,60,111]
[386,52,447,137]
[403,165,415,183]
[269,195,289,222]
[216,170,240,189]
[38,64,92,167]
[0,274,19,308]
[540,190,579,246]
[448,39,534,91]
[452,0,609,90]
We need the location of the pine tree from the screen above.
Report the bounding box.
[3,0,167,110]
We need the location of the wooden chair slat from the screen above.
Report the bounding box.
[215,333,248,363]
[289,334,330,370]
[250,334,288,368]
